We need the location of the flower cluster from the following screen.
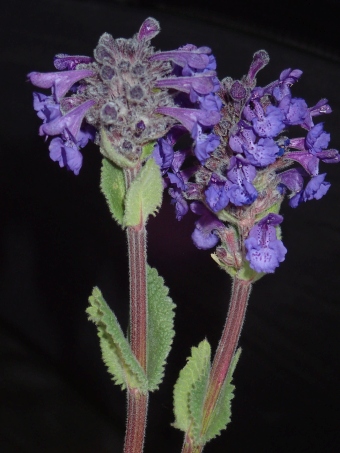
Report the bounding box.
[28,18,220,173]
[161,50,339,274]
[152,45,222,220]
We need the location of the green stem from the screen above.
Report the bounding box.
[200,277,252,445]
[123,166,149,453]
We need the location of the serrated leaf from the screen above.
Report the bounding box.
[124,158,163,227]
[173,340,211,434]
[203,348,241,442]
[100,158,126,227]
[87,287,148,392]
[146,265,175,391]
[188,353,211,440]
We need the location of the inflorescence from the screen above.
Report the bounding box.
[28,19,339,275]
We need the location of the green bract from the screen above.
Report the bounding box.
[124,158,163,227]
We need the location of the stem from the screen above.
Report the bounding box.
[126,224,148,371]
[124,391,148,453]
[123,167,148,453]
[181,437,203,453]
[201,277,252,438]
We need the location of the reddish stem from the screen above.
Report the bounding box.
[124,391,148,453]
[201,277,252,438]
[123,167,149,453]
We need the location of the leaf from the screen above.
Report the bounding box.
[203,348,241,442]
[173,340,211,435]
[87,287,148,392]
[100,128,136,168]
[141,141,156,160]
[100,158,126,227]
[146,265,176,391]
[124,158,163,227]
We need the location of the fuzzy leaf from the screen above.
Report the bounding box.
[87,287,148,392]
[203,348,241,442]
[146,265,175,391]
[100,128,136,168]
[173,340,211,434]
[100,158,126,227]
[124,158,163,227]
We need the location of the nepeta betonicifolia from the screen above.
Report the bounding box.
[28,17,339,453]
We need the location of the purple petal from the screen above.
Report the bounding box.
[285,151,319,176]
[245,213,287,273]
[153,138,174,173]
[205,173,229,212]
[40,99,95,138]
[306,123,330,154]
[138,17,160,41]
[156,107,220,131]
[279,168,304,192]
[49,137,83,175]
[155,74,215,95]
[247,50,270,82]
[150,47,211,70]
[28,69,94,101]
[191,123,220,164]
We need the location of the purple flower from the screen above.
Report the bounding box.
[191,123,220,164]
[49,136,83,175]
[152,138,174,174]
[198,92,223,112]
[302,98,332,130]
[137,17,160,41]
[205,173,230,212]
[279,96,308,126]
[39,100,95,138]
[286,150,319,176]
[169,187,189,220]
[289,173,330,207]
[305,123,330,154]
[279,168,304,193]
[150,46,212,72]
[33,92,62,123]
[156,106,220,132]
[229,125,279,167]
[28,69,94,101]
[245,213,287,273]
[226,155,258,206]
[246,50,270,83]
[191,202,223,250]
[272,68,303,101]
[155,73,216,97]
[252,101,285,138]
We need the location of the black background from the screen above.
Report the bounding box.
[1,0,340,452]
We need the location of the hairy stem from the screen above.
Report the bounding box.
[200,277,252,444]
[123,166,148,453]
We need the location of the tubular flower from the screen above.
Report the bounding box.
[245,214,287,273]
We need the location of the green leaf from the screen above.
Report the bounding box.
[203,348,241,442]
[100,128,137,168]
[146,265,176,391]
[141,141,156,160]
[173,340,211,435]
[124,158,163,227]
[87,287,148,392]
[100,158,126,227]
